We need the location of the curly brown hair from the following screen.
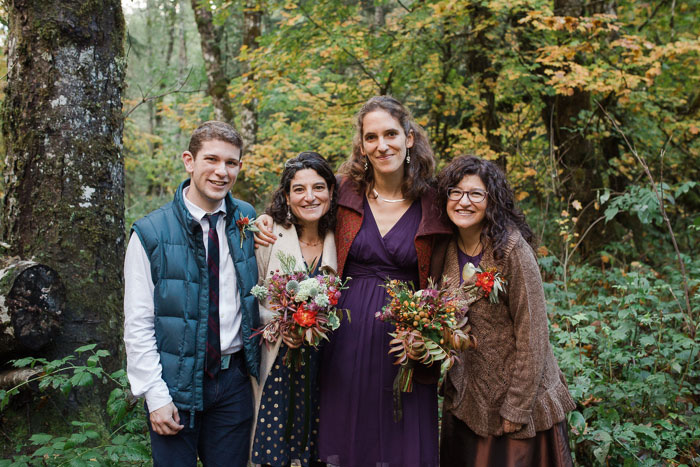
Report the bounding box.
[437,155,535,259]
[338,96,435,199]
[266,151,338,237]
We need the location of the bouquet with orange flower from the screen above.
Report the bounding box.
[252,252,350,369]
[376,278,475,420]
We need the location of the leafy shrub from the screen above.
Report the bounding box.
[543,256,700,465]
[0,345,150,466]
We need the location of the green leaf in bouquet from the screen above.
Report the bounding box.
[276,251,301,274]
[327,310,340,330]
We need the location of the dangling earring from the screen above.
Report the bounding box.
[405,148,411,165]
[286,208,292,221]
[364,157,369,171]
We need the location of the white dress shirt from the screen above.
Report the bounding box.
[124,187,242,412]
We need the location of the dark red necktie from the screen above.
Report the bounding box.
[205,213,221,378]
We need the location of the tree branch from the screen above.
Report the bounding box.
[636,0,671,32]
[596,101,694,337]
[123,69,196,119]
[295,1,384,92]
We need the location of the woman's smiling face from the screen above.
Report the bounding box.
[360,109,414,177]
[446,174,488,235]
[285,168,331,229]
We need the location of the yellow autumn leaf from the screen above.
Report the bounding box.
[516,191,530,201]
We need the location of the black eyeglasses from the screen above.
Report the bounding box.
[447,188,488,203]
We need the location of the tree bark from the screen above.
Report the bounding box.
[464,5,503,169]
[239,0,262,151]
[191,0,234,123]
[0,0,125,436]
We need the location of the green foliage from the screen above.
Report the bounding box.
[543,253,700,465]
[602,181,699,226]
[0,347,149,466]
[118,2,700,465]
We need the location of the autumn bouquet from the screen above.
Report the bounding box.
[251,252,350,369]
[376,278,475,420]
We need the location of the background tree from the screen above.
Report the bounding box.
[191,0,234,122]
[0,0,126,448]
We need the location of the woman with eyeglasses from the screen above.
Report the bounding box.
[250,152,337,467]
[255,96,451,466]
[434,156,575,467]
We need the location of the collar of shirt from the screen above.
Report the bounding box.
[182,186,226,223]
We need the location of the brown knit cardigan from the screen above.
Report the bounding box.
[435,231,576,439]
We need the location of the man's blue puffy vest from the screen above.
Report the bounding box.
[131,180,260,415]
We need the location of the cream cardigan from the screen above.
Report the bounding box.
[249,222,337,453]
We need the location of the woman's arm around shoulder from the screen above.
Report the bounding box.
[255,223,275,283]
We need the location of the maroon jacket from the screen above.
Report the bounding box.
[334,176,452,289]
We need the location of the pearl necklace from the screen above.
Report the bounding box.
[372,188,406,203]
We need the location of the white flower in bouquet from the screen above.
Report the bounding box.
[295,278,322,302]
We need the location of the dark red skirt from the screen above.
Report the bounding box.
[440,412,573,467]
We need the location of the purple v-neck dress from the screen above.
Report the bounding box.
[318,198,439,467]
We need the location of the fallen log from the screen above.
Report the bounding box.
[0,257,65,357]
[0,366,43,389]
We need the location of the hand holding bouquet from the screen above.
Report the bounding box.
[376,278,475,420]
[251,252,350,369]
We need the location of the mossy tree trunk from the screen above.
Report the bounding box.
[0,0,126,439]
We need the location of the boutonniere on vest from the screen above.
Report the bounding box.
[463,264,507,304]
[236,214,260,248]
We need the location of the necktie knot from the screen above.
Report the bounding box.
[206,212,220,230]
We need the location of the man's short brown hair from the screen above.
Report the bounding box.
[188,121,243,158]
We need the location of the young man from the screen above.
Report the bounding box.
[124,121,260,466]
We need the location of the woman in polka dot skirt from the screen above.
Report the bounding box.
[250,152,337,467]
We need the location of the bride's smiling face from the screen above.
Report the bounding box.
[360,110,414,177]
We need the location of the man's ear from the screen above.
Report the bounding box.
[182,151,194,174]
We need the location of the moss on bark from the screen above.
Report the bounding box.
[0,1,126,455]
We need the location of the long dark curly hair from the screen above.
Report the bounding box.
[338,95,435,199]
[266,151,338,237]
[437,155,534,259]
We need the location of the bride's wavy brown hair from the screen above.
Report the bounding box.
[338,96,435,198]
[437,155,535,259]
